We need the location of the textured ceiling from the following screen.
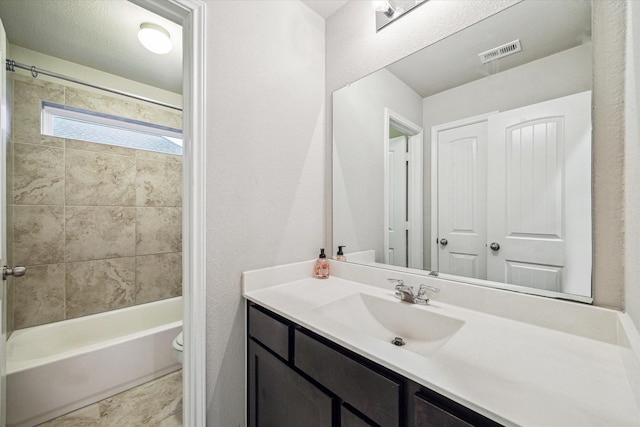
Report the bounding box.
[0,0,183,94]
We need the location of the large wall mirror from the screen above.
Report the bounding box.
[333,0,593,302]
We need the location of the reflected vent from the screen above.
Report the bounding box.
[478,39,522,64]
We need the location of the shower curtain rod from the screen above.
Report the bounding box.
[5,59,182,112]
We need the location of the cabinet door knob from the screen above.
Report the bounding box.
[489,242,500,251]
[439,238,448,246]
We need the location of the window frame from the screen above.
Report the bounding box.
[40,101,183,152]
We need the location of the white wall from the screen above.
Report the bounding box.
[326,0,521,249]
[8,45,182,108]
[423,44,591,272]
[327,0,520,277]
[333,68,422,263]
[205,1,325,425]
[625,0,640,330]
[591,1,626,308]
[422,44,592,133]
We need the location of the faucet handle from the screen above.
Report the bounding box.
[415,284,440,304]
[417,284,440,297]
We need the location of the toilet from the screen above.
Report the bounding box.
[172,331,183,364]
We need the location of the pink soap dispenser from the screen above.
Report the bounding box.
[333,246,346,261]
[314,248,330,279]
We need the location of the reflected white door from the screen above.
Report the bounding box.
[388,136,407,266]
[486,91,591,293]
[0,17,7,427]
[437,121,488,279]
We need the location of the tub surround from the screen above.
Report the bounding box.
[9,74,183,331]
[243,261,640,426]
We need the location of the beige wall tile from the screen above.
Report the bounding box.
[65,206,136,262]
[13,263,65,329]
[65,257,135,318]
[136,158,182,207]
[99,370,182,425]
[65,87,140,122]
[66,149,135,206]
[136,207,182,255]
[65,138,135,157]
[7,206,14,335]
[7,204,14,265]
[11,77,184,329]
[7,276,14,336]
[135,149,181,162]
[65,87,182,129]
[6,140,13,204]
[13,205,64,266]
[136,252,182,304]
[14,143,64,205]
[13,79,64,145]
[136,107,182,130]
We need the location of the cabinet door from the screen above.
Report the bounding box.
[249,340,333,427]
[295,330,400,427]
[341,404,375,427]
[414,394,473,427]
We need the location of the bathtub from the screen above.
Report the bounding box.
[6,297,182,427]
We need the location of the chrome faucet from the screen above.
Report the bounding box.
[387,278,440,305]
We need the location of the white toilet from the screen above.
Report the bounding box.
[172,331,183,364]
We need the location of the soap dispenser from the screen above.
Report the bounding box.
[334,246,346,261]
[314,248,330,279]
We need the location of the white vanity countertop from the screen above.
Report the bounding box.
[243,271,640,427]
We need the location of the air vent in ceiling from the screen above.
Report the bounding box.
[478,39,522,64]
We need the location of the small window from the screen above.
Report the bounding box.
[41,101,182,155]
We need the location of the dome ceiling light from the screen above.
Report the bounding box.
[138,22,172,55]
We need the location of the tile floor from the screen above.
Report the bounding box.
[37,370,182,426]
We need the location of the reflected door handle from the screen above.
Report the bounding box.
[439,238,448,246]
[3,265,26,280]
[489,242,500,251]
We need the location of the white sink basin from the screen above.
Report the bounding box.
[314,293,464,357]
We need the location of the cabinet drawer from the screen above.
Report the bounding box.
[294,330,400,427]
[248,305,290,360]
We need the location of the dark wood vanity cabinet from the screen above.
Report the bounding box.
[248,340,333,426]
[247,302,502,427]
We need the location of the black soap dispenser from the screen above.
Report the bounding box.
[314,248,329,279]
[334,246,346,261]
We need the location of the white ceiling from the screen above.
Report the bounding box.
[301,0,348,19]
[0,0,183,94]
[0,0,588,100]
[385,1,592,98]
[0,0,348,96]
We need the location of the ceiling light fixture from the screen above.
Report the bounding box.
[373,0,428,31]
[138,23,172,55]
[371,0,395,18]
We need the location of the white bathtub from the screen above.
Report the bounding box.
[6,297,183,427]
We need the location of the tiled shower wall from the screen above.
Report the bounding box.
[8,74,183,331]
